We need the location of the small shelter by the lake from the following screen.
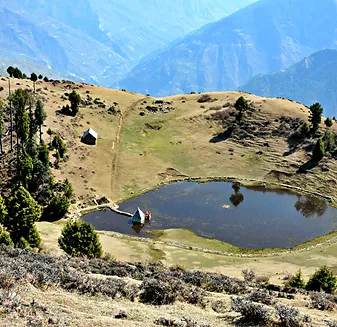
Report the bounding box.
[81,128,98,145]
[132,207,145,224]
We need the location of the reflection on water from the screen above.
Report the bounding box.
[82,182,337,249]
[230,183,244,207]
[294,196,327,218]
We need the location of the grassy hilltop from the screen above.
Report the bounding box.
[1,76,337,326]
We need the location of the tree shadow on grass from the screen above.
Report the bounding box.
[209,127,234,143]
[297,158,319,173]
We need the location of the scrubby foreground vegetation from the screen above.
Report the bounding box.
[0,244,336,326]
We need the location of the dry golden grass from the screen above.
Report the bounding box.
[2,76,337,316]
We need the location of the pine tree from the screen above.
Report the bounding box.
[7,66,14,78]
[234,96,249,122]
[17,152,34,189]
[325,117,333,128]
[312,138,325,161]
[11,89,30,151]
[288,269,306,289]
[30,72,38,93]
[306,266,337,294]
[68,90,81,116]
[0,195,8,225]
[5,186,41,246]
[52,135,66,159]
[58,220,102,258]
[0,229,14,247]
[300,122,310,137]
[38,140,49,168]
[34,100,47,143]
[309,103,323,135]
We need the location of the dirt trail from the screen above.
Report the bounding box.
[110,97,146,199]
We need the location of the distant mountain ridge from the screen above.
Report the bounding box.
[0,0,257,85]
[118,0,337,96]
[239,49,337,117]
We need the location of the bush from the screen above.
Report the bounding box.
[18,237,30,249]
[246,289,275,305]
[44,195,70,221]
[306,266,337,294]
[275,304,302,327]
[0,229,14,247]
[242,268,255,283]
[310,292,336,311]
[197,94,212,103]
[288,269,306,289]
[58,220,103,258]
[140,278,177,305]
[231,297,271,326]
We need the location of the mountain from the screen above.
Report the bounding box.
[239,49,337,117]
[0,0,257,85]
[118,0,337,96]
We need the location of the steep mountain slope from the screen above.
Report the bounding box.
[118,0,337,96]
[240,49,337,117]
[0,0,257,85]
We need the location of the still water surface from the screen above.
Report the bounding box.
[82,182,337,249]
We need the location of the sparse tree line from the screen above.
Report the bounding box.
[6,66,48,83]
[233,96,336,162]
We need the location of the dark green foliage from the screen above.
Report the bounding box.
[58,220,103,258]
[30,72,37,82]
[35,100,47,142]
[0,229,13,247]
[5,186,41,246]
[68,90,81,116]
[7,66,14,77]
[13,67,23,79]
[288,269,306,289]
[38,74,43,80]
[312,138,325,161]
[309,102,323,135]
[26,224,42,248]
[11,88,31,146]
[325,117,333,128]
[0,195,7,225]
[38,141,49,168]
[306,266,337,294]
[18,152,34,188]
[234,96,249,122]
[300,122,310,137]
[43,76,49,82]
[18,237,30,249]
[323,130,336,152]
[30,73,38,93]
[44,194,70,221]
[52,135,66,159]
[63,179,73,198]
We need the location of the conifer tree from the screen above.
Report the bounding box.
[35,100,47,143]
[234,96,249,122]
[309,103,323,135]
[5,186,41,247]
[68,90,81,116]
[30,72,38,93]
[312,138,325,161]
[7,66,14,78]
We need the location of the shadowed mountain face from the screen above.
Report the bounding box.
[239,49,337,117]
[118,0,337,96]
[0,0,256,85]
